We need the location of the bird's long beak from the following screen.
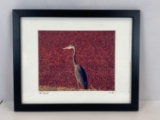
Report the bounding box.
[63,46,68,50]
[63,46,70,50]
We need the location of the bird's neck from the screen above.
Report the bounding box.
[73,47,77,66]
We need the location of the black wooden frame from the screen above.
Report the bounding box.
[13,10,140,111]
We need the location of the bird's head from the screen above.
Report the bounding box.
[63,45,75,50]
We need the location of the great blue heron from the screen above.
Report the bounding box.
[63,45,88,89]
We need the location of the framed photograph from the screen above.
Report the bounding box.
[13,10,140,111]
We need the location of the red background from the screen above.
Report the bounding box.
[39,31,115,90]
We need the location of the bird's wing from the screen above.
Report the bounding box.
[75,65,88,89]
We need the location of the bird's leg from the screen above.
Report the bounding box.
[77,82,79,90]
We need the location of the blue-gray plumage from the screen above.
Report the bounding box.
[63,45,88,89]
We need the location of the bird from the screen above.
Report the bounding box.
[63,45,88,89]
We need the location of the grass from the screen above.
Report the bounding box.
[39,85,97,91]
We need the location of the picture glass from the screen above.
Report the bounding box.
[21,17,132,104]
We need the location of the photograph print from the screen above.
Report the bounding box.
[39,31,115,91]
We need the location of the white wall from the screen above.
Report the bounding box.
[0,0,160,101]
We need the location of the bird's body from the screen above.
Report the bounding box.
[63,45,88,89]
[74,64,88,89]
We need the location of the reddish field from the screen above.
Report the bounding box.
[39,31,115,91]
